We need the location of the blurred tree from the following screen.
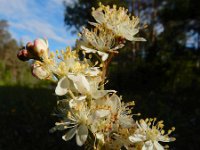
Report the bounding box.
[160,0,200,38]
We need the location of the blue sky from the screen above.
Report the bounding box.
[0,0,77,50]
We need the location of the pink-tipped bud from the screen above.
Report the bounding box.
[33,38,49,59]
[31,61,51,80]
[17,38,49,61]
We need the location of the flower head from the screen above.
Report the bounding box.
[92,3,146,42]
[81,26,115,51]
[78,26,124,61]
[77,27,112,61]
[129,118,176,150]
[50,101,91,146]
[17,3,176,150]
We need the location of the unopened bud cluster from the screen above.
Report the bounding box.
[17,38,49,61]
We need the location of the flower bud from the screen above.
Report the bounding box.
[31,61,51,80]
[17,48,33,61]
[17,38,49,61]
[33,38,49,59]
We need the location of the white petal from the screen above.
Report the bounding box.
[153,141,164,150]
[132,37,146,41]
[91,90,116,99]
[120,28,138,41]
[81,45,97,53]
[76,95,87,101]
[110,44,124,51]
[129,134,146,142]
[92,10,105,24]
[62,127,76,141]
[88,21,99,27]
[68,74,90,94]
[95,109,110,118]
[109,93,121,112]
[124,34,135,41]
[142,141,153,150]
[76,125,88,146]
[119,116,134,128]
[96,132,104,143]
[55,77,70,96]
[97,51,109,61]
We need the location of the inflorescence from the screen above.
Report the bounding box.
[17,3,175,150]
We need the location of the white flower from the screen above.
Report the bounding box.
[94,93,120,117]
[62,124,88,146]
[78,27,124,61]
[81,27,115,52]
[129,119,176,150]
[55,74,115,99]
[91,94,136,149]
[55,73,90,96]
[92,4,146,42]
[50,101,91,146]
[95,94,135,128]
[78,27,110,61]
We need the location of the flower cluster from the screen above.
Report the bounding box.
[17,3,175,150]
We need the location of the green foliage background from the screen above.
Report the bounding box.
[0,0,200,149]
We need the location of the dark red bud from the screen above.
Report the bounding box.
[17,49,31,61]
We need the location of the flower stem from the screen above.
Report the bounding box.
[100,51,118,89]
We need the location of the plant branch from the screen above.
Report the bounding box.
[100,51,118,89]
